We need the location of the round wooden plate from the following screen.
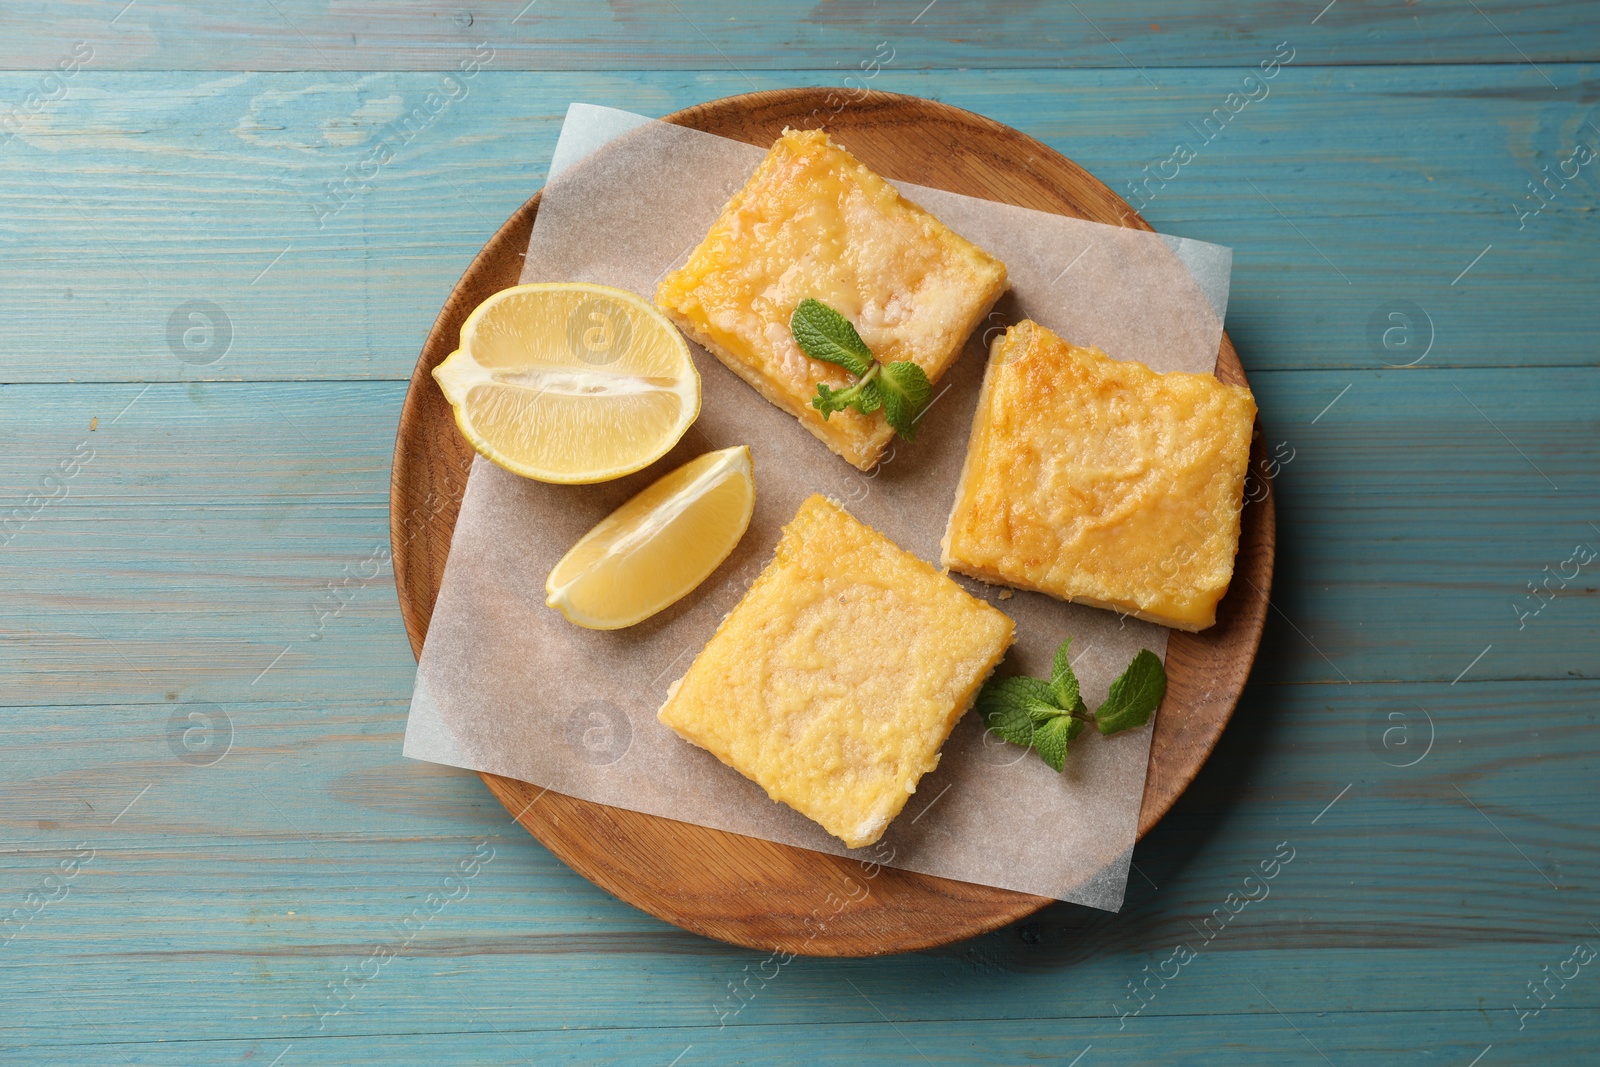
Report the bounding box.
[391,89,1274,957]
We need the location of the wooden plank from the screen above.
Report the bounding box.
[0,1,1593,71]
[0,1011,1594,1064]
[1,368,1593,705]
[3,1013,1593,1066]
[0,370,1593,1045]
[0,67,1595,383]
[0,27,1593,1061]
[0,680,1595,1049]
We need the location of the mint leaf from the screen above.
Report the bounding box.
[1025,698,1065,724]
[877,360,932,441]
[983,705,1034,747]
[1049,638,1081,712]
[790,299,874,377]
[977,676,1058,713]
[813,375,883,421]
[812,382,850,420]
[976,675,1058,746]
[1095,649,1167,735]
[1032,715,1074,772]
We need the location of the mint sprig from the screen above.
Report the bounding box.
[790,298,933,440]
[975,638,1167,772]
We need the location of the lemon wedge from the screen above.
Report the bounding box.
[432,282,700,483]
[546,446,755,630]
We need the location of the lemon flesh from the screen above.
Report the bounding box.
[546,446,755,630]
[433,282,700,484]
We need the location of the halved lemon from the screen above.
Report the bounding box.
[432,282,700,483]
[546,446,755,630]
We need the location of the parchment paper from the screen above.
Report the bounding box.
[404,104,1232,910]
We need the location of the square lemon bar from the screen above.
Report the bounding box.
[659,495,1014,848]
[655,129,1008,471]
[942,320,1257,632]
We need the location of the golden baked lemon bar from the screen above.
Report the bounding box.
[942,320,1257,632]
[655,129,1008,471]
[659,494,1014,848]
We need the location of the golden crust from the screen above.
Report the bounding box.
[941,321,1257,632]
[658,495,1014,848]
[655,129,1008,470]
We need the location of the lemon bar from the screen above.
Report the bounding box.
[659,494,1014,848]
[655,129,1008,471]
[942,321,1257,632]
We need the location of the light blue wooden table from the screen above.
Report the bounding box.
[2,3,1596,1064]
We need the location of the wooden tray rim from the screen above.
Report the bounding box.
[389,87,1275,956]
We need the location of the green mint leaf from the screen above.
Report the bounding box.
[812,376,882,421]
[1025,698,1065,725]
[1095,649,1167,735]
[978,641,1160,769]
[1049,638,1081,712]
[977,675,1059,714]
[983,704,1034,747]
[790,299,874,377]
[877,360,933,441]
[1032,715,1074,772]
[975,675,1059,746]
[812,382,849,420]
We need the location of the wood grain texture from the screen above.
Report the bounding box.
[7,1011,1600,1067]
[2,366,1594,705]
[4,67,1597,383]
[391,87,1272,955]
[1,1,1595,69]
[2,680,1596,1059]
[1,10,1597,1060]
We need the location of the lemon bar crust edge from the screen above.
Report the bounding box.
[657,494,1015,848]
[655,128,1009,472]
[941,321,1255,633]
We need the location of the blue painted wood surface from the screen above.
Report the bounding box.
[0,1,1594,69]
[1,4,1597,1064]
